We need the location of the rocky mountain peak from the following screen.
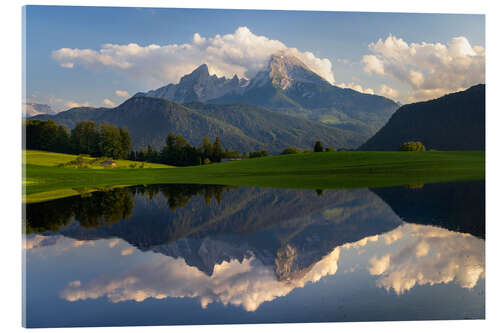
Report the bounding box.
[247,52,330,91]
[179,64,210,84]
[139,64,247,103]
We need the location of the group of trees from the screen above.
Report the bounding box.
[70,121,132,159]
[25,120,132,159]
[25,120,71,153]
[129,133,240,166]
[281,141,336,155]
[26,120,345,167]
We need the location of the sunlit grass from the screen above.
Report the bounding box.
[23,149,485,203]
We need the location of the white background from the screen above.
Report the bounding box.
[1,0,498,332]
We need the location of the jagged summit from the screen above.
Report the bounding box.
[135,53,332,103]
[248,52,330,90]
[137,64,248,103]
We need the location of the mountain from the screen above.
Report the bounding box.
[135,64,249,103]
[359,84,485,151]
[208,53,399,139]
[371,181,485,238]
[23,103,57,118]
[135,53,399,142]
[32,96,361,152]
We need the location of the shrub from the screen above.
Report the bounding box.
[399,141,426,152]
[281,147,301,155]
[325,147,335,152]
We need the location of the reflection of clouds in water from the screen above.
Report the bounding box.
[23,234,63,250]
[58,223,484,312]
[24,234,95,253]
[61,247,342,312]
[368,224,485,295]
[342,235,379,249]
[369,254,390,275]
[72,240,95,248]
[383,229,403,245]
[120,247,134,256]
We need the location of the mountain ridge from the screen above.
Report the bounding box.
[32,96,361,152]
[359,84,485,151]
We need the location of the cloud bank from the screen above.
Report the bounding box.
[60,247,341,312]
[368,224,485,294]
[362,35,485,102]
[52,27,335,87]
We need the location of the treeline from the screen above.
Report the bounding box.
[25,184,232,234]
[25,120,132,159]
[129,133,251,166]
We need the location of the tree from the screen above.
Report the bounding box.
[202,136,212,157]
[70,121,100,156]
[119,127,132,159]
[144,145,158,162]
[99,122,123,159]
[314,141,324,152]
[212,137,223,162]
[166,133,176,150]
[399,141,426,152]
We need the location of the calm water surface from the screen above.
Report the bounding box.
[23,181,485,327]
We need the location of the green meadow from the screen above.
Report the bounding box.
[23,149,485,203]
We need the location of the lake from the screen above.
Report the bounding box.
[23,181,485,327]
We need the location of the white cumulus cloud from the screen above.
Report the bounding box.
[52,26,335,87]
[336,82,375,95]
[65,100,89,109]
[378,84,400,101]
[103,98,116,107]
[115,90,130,98]
[362,35,485,102]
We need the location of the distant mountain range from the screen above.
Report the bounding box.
[32,97,360,152]
[31,53,399,152]
[23,103,57,118]
[359,84,485,151]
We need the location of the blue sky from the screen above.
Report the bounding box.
[25,6,485,110]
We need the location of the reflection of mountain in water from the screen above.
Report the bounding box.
[56,222,484,312]
[26,185,401,279]
[371,181,485,238]
[25,181,484,280]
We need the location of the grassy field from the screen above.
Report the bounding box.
[24,150,171,169]
[23,149,485,203]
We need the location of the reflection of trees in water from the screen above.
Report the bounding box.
[131,184,233,210]
[25,188,134,233]
[74,190,134,228]
[25,184,233,233]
